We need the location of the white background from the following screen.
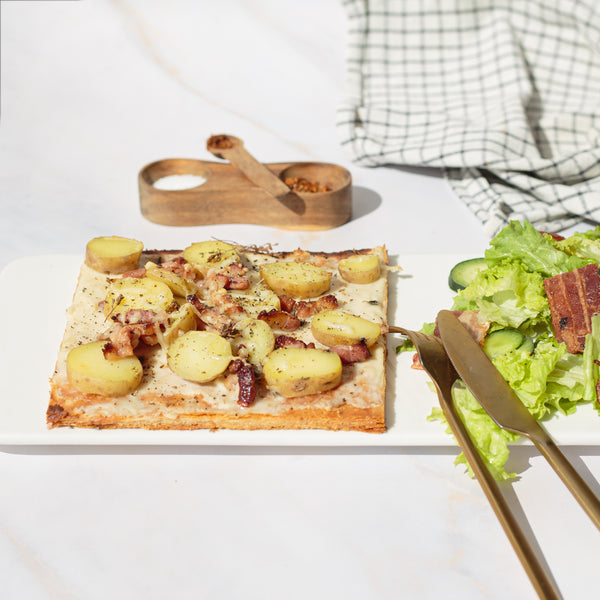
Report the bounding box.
[1,2,599,599]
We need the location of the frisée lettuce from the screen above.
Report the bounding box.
[423,221,600,480]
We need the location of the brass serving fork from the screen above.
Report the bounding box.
[389,326,561,600]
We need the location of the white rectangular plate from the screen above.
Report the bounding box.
[1,254,599,446]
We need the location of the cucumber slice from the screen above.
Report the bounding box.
[517,335,534,355]
[448,258,487,291]
[484,329,533,358]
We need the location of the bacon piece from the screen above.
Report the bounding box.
[410,352,423,370]
[258,309,301,331]
[187,294,238,337]
[223,262,247,278]
[103,309,170,358]
[204,272,250,291]
[274,335,315,350]
[228,359,256,407]
[540,231,565,241]
[209,288,244,316]
[205,262,250,291]
[314,294,339,311]
[114,309,169,327]
[226,277,250,290]
[330,341,371,364]
[122,267,146,278]
[294,294,338,319]
[294,303,314,320]
[103,324,141,358]
[543,263,600,353]
[160,256,196,280]
[204,272,229,292]
[433,310,489,346]
[279,295,296,313]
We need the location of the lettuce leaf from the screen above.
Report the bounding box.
[428,383,518,481]
[583,314,600,410]
[452,261,550,331]
[579,226,600,241]
[485,220,588,277]
[545,351,587,414]
[553,232,600,263]
[492,339,571,420]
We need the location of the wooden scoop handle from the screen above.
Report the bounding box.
[206,135,304,215]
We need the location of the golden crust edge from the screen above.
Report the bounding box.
[46,395,386,433]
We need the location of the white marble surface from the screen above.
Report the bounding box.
[0,2,599,599]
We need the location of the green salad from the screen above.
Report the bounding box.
[416,220,600,480]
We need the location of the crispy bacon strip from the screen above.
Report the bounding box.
[330,341,371,364]
[274,335,315,350]
[228,359,256,407]
[543,263,600,353]
[258,309,301,331]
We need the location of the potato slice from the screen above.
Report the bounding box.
[263,348,342,397]
[163,303,197,345]
[311,310,381,347]
[85,236,144,274]
[229,285,281,318]
[182,241,238,276]
[338,254,381,284]
[67,340,143,397]
[167,331,233,383]
[145,262,197,297]
[236,318,275,366]
[259,261,331,299]
[104,277,174,318]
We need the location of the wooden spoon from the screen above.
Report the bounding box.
[206,134,305,215]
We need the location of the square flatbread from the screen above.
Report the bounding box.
[48,244,388,433]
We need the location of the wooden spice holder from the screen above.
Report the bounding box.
[138,136,352,230]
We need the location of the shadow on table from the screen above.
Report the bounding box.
[350,185,382,220]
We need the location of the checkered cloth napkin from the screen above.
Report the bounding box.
[336,0,600,235]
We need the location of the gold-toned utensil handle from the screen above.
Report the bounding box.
[438,392,562,600]
[529,432,600,532]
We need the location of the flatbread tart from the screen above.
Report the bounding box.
[48,237,389,432]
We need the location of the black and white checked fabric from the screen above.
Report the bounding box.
[336,0,600,235]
